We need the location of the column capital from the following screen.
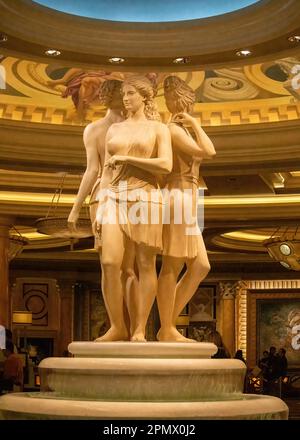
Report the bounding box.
[219,281,244,300]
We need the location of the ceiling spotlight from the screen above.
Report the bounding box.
[45,49,61,57]
[0,34,8,43]
[173,57,191,64]
[288,35,300,43]
[280,261,291,269]
[109,57,125,64]
[236,49,252,57]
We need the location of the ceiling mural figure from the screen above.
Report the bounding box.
[47,69,122,120]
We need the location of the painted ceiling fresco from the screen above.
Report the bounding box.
[0,55,299,126]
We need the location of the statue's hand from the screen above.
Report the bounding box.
[93,219,102,237]
[172,112,198,127]
[105,155,127,170]
[67,210,79,233]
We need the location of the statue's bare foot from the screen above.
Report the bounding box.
[130,332,146,342]
[157,327,196,343]
[94,327,129,342]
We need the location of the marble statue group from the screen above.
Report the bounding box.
[68,74,216,343]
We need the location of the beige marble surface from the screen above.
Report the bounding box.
[0,393,288,420]
[68,341,218,358]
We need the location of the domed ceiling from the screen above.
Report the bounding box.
[34,0,259,22]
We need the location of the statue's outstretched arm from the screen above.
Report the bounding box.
[67,124,100,230]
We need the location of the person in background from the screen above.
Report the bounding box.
[5,329,18,353]
[0,340,23,394]
[234,349,247,365]
[276,348,288,378]
[266,346,277,381]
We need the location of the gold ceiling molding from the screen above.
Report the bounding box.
[1,191,300,223]
[2,97,299,126]
[206,227,300,255]
[0,170,82,192]
[2,118,300,174]
[1,0,300,69]
[193,97,300,126]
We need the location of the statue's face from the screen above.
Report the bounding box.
[122,84,145,113]
[164,91,178,115]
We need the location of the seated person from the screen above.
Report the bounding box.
[0,340,23,394]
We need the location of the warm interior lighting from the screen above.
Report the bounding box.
[108,57,124,64]
[173,57,191,64]
[0,191,76,204]
[223,231,271,241]
[236,49,252,57]
[0,34,8,43]
[290,171,300,177]
[288,35,300,43]
[45,49,61,57]
[203,194,300,206]
[12,311,32,325]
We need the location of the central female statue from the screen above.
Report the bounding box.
[96,76,172,342]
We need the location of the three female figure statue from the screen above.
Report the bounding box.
[68,73,216,342]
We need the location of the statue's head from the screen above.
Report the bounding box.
[164,76,195,114]
[121,75,161,121]
[98,79,123,110]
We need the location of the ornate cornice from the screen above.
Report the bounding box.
[1,118,300,173]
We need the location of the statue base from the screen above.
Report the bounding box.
[0,342,288,420]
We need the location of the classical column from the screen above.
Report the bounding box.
[0,216,14,327]
[219,281,241,358]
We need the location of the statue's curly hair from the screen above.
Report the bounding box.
[98,79,122,107]
[122,75,161,121]
[164,76,195,113]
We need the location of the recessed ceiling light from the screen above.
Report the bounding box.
[280,261,291,269]
[173,57,191,64]
[109,57,125,64]
[236,49,252,57]
[0,34,8,43]
[45,49,61,57]
[288,35,300,43]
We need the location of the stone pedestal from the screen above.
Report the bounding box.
[0,342,288,420]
